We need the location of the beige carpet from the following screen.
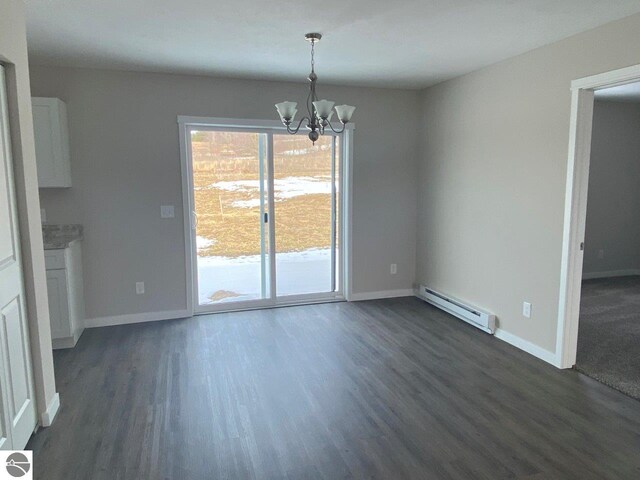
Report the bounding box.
[577,276,640,400]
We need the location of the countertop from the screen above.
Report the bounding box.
[42,224,83,250]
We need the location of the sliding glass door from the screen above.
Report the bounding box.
[273,134,339,296]
[184,123,343,312]
[190,130,270,306]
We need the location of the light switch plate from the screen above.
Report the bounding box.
[160,205,175,218]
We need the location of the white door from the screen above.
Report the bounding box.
[0,66,38,449]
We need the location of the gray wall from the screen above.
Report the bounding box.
[417,13,640,353]
[30,66,419,320]
[583,100,640,276]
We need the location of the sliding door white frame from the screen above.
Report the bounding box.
[178,116,354,316]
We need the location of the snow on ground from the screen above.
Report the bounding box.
[196,236,215,251]
[205,176,333,208]
[197,248,332,304]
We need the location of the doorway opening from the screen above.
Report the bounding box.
[179,117,352,314]
[557,65,640,397]
[574,81,640,399]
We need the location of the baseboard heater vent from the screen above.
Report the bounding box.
[417,285,496,334]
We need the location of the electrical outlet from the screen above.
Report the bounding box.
[598,249,605,260]
[136,282,145,295]
[523,301,532,318]
[390,263,397,275]
[40,208,46,223]
[160,205,175,218]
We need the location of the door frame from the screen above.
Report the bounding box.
[178,116,354,315]
[556,63,640,368]
[0,64,38,447]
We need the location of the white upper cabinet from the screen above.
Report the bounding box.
[32,97,71,188]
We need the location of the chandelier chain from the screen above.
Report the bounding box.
[311,40,315,73]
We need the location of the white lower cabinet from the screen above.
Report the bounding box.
[45,242,85,349]
[46,270,70,340]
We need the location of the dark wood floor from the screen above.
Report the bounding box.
[28,297,640,479]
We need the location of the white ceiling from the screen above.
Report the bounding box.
[25,0,640,89]
[595,82,640,102]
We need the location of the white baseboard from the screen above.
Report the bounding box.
[349,289,415,301]
[494,328,558,366]
[582,269,640,280]
[51,336,76,350]
[51,327,84,350]
[85,309,190,328]
[41,392,60,427]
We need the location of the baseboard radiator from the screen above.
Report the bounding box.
[417,285,496,334]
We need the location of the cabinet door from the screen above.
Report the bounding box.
[32,97,71,188]
[46,270,71,339]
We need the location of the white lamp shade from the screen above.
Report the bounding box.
[334,104,356,123]
[275,101,298,121]
[313,99,335,119]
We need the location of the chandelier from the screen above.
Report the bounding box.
[275,33,355,144]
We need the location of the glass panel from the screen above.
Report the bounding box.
[191,130,269,305]
[272,133,338,296]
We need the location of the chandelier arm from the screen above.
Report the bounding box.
[325,121,346,134]
[286,116,309,135]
